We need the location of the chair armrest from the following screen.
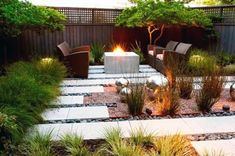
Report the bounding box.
[153,46,166,56]
[163,50,186,67]
[71,45,90,53]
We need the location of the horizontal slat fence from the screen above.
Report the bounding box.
[6,5,235,60]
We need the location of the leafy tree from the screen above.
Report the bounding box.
[116,0,212,45]
[220,0,235,4]
[0,0,65,38]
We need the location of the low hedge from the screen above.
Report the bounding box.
[0,58,66,154]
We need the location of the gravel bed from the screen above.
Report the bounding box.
[61,93,92,96]
[188,132,235,141]
[50,102,117,108]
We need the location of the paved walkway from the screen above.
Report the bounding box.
[36,65,235,155]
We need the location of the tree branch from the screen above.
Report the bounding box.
[154,24,165,45]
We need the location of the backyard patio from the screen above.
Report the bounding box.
[1,0,235,156]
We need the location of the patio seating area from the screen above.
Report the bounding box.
[1,0,235,155]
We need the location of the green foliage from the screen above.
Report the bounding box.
[91,43,105,64]
[0,59,65,153]
[100,128,145,156]
[130,128,155,148]
[216,52,235,66]
[188,49,218,75]
[125,84,146,115]
[131,41,145,63]
[0,0,65,37]
[26,131,52,156]
[155,134,194,156]
[224,64,235,75]
[61,134,90,156]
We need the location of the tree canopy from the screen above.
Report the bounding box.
[116,0,212,45]
[0,0,66,38]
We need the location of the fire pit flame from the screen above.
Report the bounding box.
[113,45,125,55]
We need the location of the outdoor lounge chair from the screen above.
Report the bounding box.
[148,41,179,68]
[57,41,90,78]
[154,42,192,74]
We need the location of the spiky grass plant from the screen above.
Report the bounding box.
[130,41,145,63]
[196,71,224,112]
[125,84,146,115]
[91,43,105,64]
[99,128,145,156]
[203,150,226,156]
[26,131,52,156]
[155,86,180,116]
[155,134,195,156]
[61,134,90,156]
[176,76,193,99]
[130,128,155,149]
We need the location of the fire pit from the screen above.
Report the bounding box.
[104,46,139,74]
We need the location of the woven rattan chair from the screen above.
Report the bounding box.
[154,42,192,74]
[148,41,179,68]
[57,41,90,78]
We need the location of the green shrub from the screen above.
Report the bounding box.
[224,64,235,75]
[0,59,65,153]
[7,58,67,86]
[188,49,218,75]
[125,84,145,116]
[216,52,235,66]
[91,43,105,64]
[61,134,90,156]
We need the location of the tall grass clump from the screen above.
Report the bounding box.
[176,76,193,99]
[125,84,146,115]
[188,49,218,75]
[155,86,180,116]
[155,134,195,156]
[61,134,90,156]
[130,128,155,148]
[98,128,145,156]
[0,58,66,153]
[91,43,105,64]
[25,131,52,156]
[196,73,224,112]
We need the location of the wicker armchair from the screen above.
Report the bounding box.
[57,41,90,78]
[148,41,178,68]
[154,42,192,74]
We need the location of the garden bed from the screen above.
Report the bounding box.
[84,85,235,118]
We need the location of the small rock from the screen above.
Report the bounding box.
[146,75,168,90]
[115,78,129,87]
[146,108,153,115]
[222,104,230,112]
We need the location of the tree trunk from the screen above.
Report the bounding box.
[153,24,165,45]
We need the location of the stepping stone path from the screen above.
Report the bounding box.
[35,65,235,155]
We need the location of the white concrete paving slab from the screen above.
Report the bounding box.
[61,86,104,94]
[43,106,109,121]
[42,108,70,121]
[192,139,235,156]
[88,67,157,74]
[67,106,109,120]
[88,72,159,79]
[182,116,235,134]
[35,123,62,139]
[89,64,152,69]
[52,95,84,105]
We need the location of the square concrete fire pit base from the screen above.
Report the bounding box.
[104,52,139,74]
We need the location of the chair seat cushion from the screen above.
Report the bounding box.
[156,54,163,60]
[148,50,154,56]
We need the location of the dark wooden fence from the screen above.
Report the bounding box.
[1,5,235,64]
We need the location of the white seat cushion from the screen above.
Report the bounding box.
[148,50,154,56]
[156,54,163,60]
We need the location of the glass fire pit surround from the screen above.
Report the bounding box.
[104,52,139,74]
